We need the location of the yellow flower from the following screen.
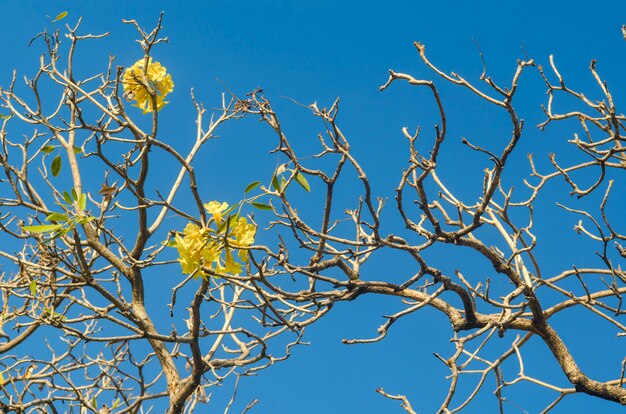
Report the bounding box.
[231,217,255,246]
[230,217,255,262]
[204,201,229,224]
[123,58,174,113]
[202,241,220,266]
[174,202,256,278]
[219,248,242,275]
[237,247,249,263]
[176,223,212,277]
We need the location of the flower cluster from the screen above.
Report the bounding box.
[175,201,256,278]
[123,58,174,113]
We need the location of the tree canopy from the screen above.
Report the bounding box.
[1,3,626,413]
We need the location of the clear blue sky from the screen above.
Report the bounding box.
[2,1,626,412]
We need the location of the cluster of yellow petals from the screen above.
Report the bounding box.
[123,58,174,113]
[175,202,256,278]
[204,201,229,224]
[175,223,218,276]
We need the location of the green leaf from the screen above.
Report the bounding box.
[91,396,97,408]
[23,224,62,233]
[78,193,86,211]
[112,398,121,409]
[244,181,260,193]
[228,214,238,228]
[0,113,9,119]
[163,239,178,247]
[294,172,311,192]
[71,188,78,201]
[45,212,68,223]
[217,217,229,233]
[63,191,72,205]
[41,145,56,154]
[29,280,37,296]
[73,146,82,154]
[75,216,95,225]
[46,229,69,242]
[51,155,61,177]
[222,203,239,217]
[271,174,281,191]
[47,309,65,320]
[251,202,272,211]
[52,11,68,22]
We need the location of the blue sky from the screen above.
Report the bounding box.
[2,0,626,412]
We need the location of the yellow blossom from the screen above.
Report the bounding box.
[175,223,208,276]
[204,201,229,224]
[174,201,257,278]
[123,58,174,113]
[202,241,220,266]
[220,248,242,275]
[237,247,249,262]
[231,217,255,246]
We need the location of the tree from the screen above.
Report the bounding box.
[1,13,625,414]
